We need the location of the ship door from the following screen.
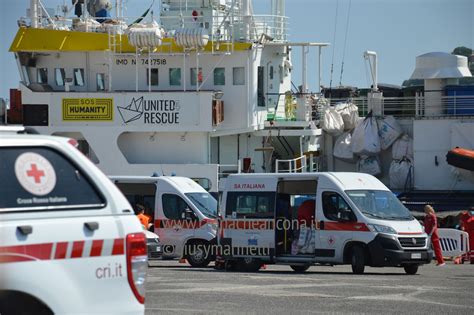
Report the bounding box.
[258,66,265,107]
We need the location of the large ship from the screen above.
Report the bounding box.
[3,0,474,210]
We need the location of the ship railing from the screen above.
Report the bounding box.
[275,155,306,173]
[247,15,289,42]
[324,95,474,119]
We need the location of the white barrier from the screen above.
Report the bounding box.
[438,228,470,259]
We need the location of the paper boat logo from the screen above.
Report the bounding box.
[118,97,144,124]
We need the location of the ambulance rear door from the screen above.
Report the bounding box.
[221,176,277,260]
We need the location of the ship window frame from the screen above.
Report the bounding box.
[214,67,225,86]
[190,67,203,86]
[37,68,48,84]
[169,68,182,86]
[233,67,245,85]
[146,68,159,86]
[96,73,106,91]
[55,68,66,86]
[73,68,85,86]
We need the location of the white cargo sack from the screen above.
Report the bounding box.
[357,156,381,176]
[392,134,414,161]
[351,114,381,155]
[322,107,344,136]
[389,159,413,189]
[378,116,403,150]
[334,132,355,161]
[336,102,359,130]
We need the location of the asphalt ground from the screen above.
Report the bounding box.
[145,260,474,314]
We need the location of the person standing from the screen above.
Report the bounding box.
[136,203,151,230]
[424,205,445,266]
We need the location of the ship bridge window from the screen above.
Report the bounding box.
[169,68,181,86]
[55,68,66,86]
[269,66,274,80]
[214,68,225,86]
[74,68,85,86]
[190,67,203,86]
[37,68,48,84]
[147,68,159,86]
[96,73,105,91]
[233,67,245,85]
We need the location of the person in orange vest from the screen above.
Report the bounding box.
[136,204,151,230]
[424,205,445,266]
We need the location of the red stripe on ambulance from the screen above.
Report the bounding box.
[71,241,85,258]
[323,222,370,232]
[112,239,125,255]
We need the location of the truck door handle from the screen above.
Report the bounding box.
[17,225,33,235]
[84,222,99,231]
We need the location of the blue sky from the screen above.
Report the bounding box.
[0,0,472,100]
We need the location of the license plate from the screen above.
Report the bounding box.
[411,253,421,259]
[156,246,161,252]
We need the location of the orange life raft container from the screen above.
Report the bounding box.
[446,147,474,171]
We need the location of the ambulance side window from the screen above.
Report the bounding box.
[226,192,275,218]
[162,194,193,220]
[322,192,355,222]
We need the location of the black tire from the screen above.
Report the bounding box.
[351,245,366,274]
[403,264,419,275]
[186,240,212,267]
[236,257,262,272]
[290,265,310,273]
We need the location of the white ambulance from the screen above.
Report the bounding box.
[219,172,433,274]
[111,176,218,267]
[0,127,146,314]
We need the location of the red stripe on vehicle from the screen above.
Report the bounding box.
[0,255,35,263]
[112,239,124,255]
[54,242,68,259]
[90,240,104,257]
[324,222,370,232]
[71,241,85,258]
[0,243,53,262]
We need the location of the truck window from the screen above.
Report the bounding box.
[225,192,275,219]
[322,191,354,222]
[0,147,105,211]
[162,194,192,220]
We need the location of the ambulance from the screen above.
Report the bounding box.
[0,127,146,314]
[219,172,433,274]
[111,176,218,267]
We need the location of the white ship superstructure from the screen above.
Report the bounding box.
[7,0,328,192]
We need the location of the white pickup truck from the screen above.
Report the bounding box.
[0,127,147,314]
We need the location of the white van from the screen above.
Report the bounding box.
[111,176,218,267]
[0,128,146,314]
[219,172,432,274]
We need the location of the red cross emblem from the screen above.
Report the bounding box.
[328,236,335,246]
[26,164,45,184]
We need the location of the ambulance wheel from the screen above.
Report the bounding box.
[290,265,310,273]
[351,245,366,274]
[237,258,262,272]
[186,240,211,267]
[403,264,419,275]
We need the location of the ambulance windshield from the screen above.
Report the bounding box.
[185,192,218,218]
[346,190,413,221]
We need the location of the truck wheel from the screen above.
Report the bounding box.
[236,258,262,272]
[186,241,212,267]
[290,265,310,273]
[403,264,419,275]
[351,245,366,274]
